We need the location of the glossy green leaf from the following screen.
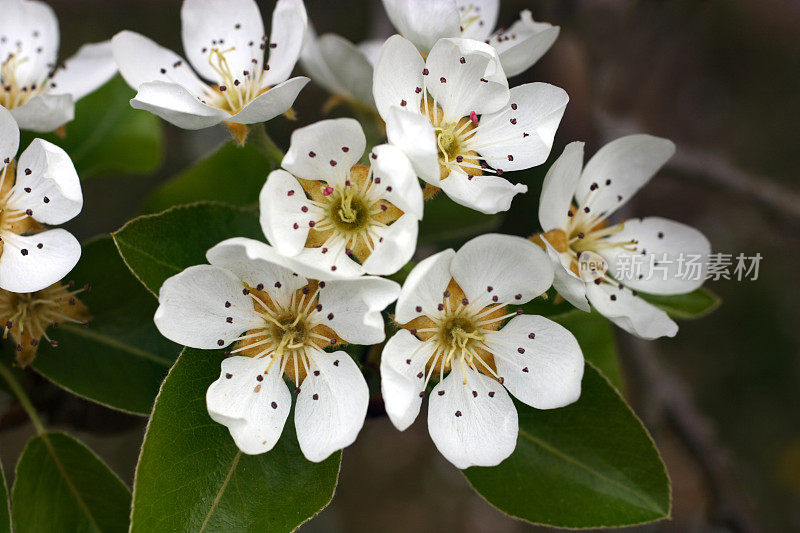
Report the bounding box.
[11,432,131,533]
[113,202,263,296]
[640,287,721,319]
[552,310,623,391]
[131,348,340,532]
[143,142,271,213]
[463,363,670,528]
[22,76,163,180]
[0,456,9,533]
[32,237,180,415]
[419,194,501,245]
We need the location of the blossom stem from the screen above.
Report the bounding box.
[0,363,46,435]
[249,123,285,166]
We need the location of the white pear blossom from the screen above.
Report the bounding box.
[111,0,309,130]
[0,106,82,293]
[260,118,423,278]
[0,0,117,132]
[154,237,400,462]
[299,23,382,109]
[373,36,568,214]
[381,234,584,469]
[382,0,559,77]
[536,136,712,340]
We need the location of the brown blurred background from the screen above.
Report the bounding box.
[1,1,799,531]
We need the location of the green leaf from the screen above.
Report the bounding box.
[552,310,623,391]
[463,363,670,528]
[0,456,9,533]
[143,142,271,213]
[419,194,502,245]
[131,348,340,532]
[32,237,180,415]
[11,432,131,533]
[112,202,264,296]
[639,287,721,319]
[22,76,163,180]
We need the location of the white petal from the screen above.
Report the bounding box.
[428,364,518,469]
[154,264,261,349]
[0,229,80,293]
[317,276,400,344]
[0,107,20,167]
[296,349,369,462]
[282,117,365,184]
[438,169,527,214]
[586,281,678,339]
[576,134,675,218]
[602,217,712,295]
[9,94,74,133]
[205,237,307,306]
[395,249,455,323]
[0,0,59,86]
[51,41,117,101]
[486,314,583,409]
[361,213,419,276]
[9,139,82,225]
[261,0,309,86]
[311,33,374,105]
[538,141,583,231]
[288,244,364,280]
[380,331,435,431]
[369,143,424,219]
[471,82,568,172]
[298,24,346,97]
[425,38,509,122]
[451,233,553,305]
[130,81,228,130]
[227,77,309,125]
[357,39,384,67]
[541,240,590,312]
[181,0,265,81]
[491,11,559,77]
[259,169,314,257]
[385,107,439,185]
[372,35,425,120]
[381,0,461,53]
[458,0,500,41]
[207,356,291,455]
[111,31,206,94]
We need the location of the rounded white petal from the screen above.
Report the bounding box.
[576,134,675,218]
[458,0,500,41]
[296,350,369,462]
[9,94,74,133]
[227,76,309,125]
[586,281,678,339]
[486,314,584,409]
[428,364,518,469]
[385,106,439,185]
[438,169,527,214]
[0,0,59,86]
[287,245,364,280]
[299,24,346,97]
[205,237,307,307]
[471,82,568,172]
[451,233,553,306]
[357,39,384,67]
[111,31,206,93]
[259,169,314,257]
[380,331,435,431]
[602,217,712,295]
[207,356,291,455]
[491,11,559,77]
[0,107,20,168]
[181,0,265,81]
[261,0,308,86]
[154,264,260,349]
[282,117,366,184]
[381,0,461,53]
[312,33,375,105]
[317,276,400,345]
[425,38,509,122]
[51,41,117,101]
[541,240,590,312]
[395,249,455,323]
[130,81,228,130]
[538,141,584,231]
[372,35,425,120]
[9,139,82,225]
[361,213,419,276]
[370,143,424,219]
[0,229,80,292]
